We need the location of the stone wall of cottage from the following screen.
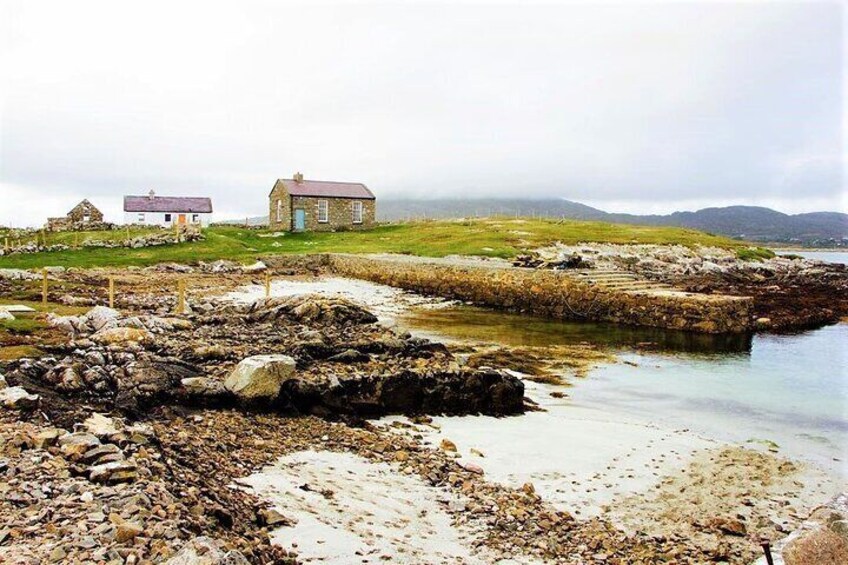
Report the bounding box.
[290,197,375,232]
[46,200,107,231]
[327,254,754,334]
[268,185,292,231]
[269,183,376,232]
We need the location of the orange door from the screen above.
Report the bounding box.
[178,214,186,224]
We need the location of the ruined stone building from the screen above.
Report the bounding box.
[268,173,376,232]
[46,199,106,231]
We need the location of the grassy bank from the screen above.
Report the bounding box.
[0,218,744,269]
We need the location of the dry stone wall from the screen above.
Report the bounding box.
[329,254,754,334]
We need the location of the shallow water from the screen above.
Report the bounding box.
[777,250,848,265]
[402,307,848,478]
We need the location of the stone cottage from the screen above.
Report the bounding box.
[46,199,106,231]
[268,173,376,232]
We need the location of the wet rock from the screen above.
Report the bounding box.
[224,354,296,401]
[0,386,40,409]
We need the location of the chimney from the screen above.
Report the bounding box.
[293,172,304,183]
[148,190,156,201]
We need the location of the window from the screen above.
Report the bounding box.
[352,201,363,224]
[164,213,172,222]
[137,213,145,223]
[318,200,329,223]
[192,214,199,223]
[82,214,90,223]
[276,199,282,222]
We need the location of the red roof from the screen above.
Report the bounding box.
[275,179,375,200]
[124,195,213,213]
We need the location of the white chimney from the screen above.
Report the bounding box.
[293,172,304,183]
[148,190,155,201]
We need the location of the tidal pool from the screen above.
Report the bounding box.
[402,307,848,479]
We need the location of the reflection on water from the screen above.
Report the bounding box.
[402,306,753,355]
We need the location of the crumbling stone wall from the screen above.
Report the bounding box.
[47,199,109,231]
[329,254,754,334]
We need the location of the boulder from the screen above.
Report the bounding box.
[91,327,153,345]
[0,310,14,321]
[0,386,39,409]
[85,306,120,331]
[0,373,6,389]
[224,354,296,401]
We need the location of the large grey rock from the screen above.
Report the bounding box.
[84,306,121,331]
[0,386,39,409]
[224,354,296,400]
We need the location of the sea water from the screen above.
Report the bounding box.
[403,307,848,479]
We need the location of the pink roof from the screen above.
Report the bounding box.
[124,195,213,213]
[277,179,375,200]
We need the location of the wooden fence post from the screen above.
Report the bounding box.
[108,277,115,308]
[3,237,8,253]
[126,226,130,244]
[175,280,185,314]
[264,272,271,298]
[41,268,48,306]
[174,223,180,243]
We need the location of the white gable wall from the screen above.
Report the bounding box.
[123,211,212,227]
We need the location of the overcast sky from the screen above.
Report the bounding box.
[0,0,844,227]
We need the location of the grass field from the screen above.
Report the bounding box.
[0,218,747,269]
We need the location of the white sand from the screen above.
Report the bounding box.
[379,380,717,518]
[238,450,504,564]
[225,276,448,321]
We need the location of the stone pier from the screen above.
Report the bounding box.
[327,253,754,334]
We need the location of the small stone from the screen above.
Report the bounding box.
[48,545,67,562]
[115,521,144,543]
[440,439,458,452]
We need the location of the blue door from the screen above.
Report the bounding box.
[294,209,306,231]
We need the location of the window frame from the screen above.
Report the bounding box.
[318,199,329,223]
[137,213,145,223]
[164,213,172,222]
[192,214,199,223]
[352,201,363,224]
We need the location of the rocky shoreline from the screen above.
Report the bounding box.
[1,263,846,563]
[525,243,848,331]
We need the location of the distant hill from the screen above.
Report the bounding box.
[216,199,846,247]
[377,199,847,247]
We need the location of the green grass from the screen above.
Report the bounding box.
[736,247,776,262]
[0,218,745,269]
